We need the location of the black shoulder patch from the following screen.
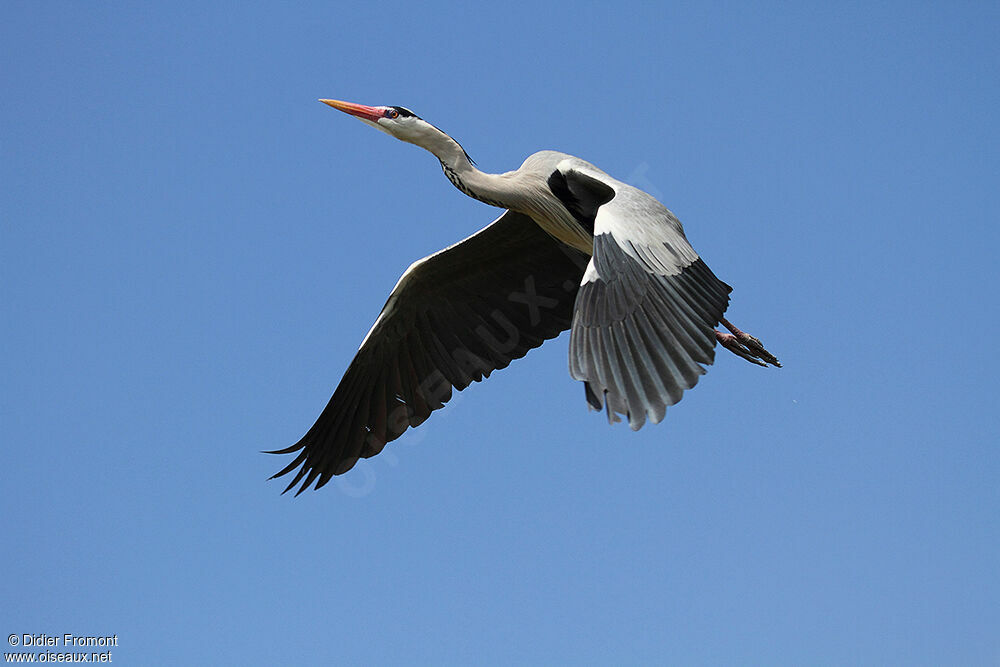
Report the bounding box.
[547,169,616,235]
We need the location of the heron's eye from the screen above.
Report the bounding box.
[384,108,399,119]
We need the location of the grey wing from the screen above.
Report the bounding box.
[555,167,732,429]
[270,210,588,494]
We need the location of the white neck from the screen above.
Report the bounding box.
[396,120,594,254]
[405,124,520,209]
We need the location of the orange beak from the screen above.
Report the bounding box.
[319,99,384,122]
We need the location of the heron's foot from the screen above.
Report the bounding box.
[716,331,767,366]
[717,317,782,368]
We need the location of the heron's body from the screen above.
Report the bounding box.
[270,100,779,494]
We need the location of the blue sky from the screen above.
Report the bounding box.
[2,1,998,664]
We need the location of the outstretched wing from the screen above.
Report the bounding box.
[554,166,732,430]
[271,210,588,494]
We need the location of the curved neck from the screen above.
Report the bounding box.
[413,128,518,209]
[408,125,594,254]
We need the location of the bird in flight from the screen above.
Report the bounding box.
[269,99,780,494]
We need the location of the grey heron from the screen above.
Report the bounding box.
[269,98,780,495]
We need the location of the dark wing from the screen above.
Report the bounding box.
[553,166,732,429]
[270,210,588,494]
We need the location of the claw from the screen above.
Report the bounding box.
[716,331,767,366]
[738,333,782,367]
[717,317,782,368]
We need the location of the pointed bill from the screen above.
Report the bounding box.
[319,99,383,122]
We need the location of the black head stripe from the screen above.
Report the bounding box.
[389,106,418,119]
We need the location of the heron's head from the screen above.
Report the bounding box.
[319,99,443,148]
